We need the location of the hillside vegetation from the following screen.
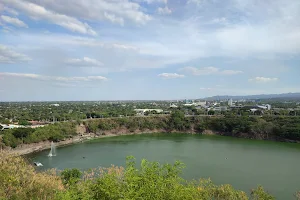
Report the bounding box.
[1,111,300,148]
[0,152,279,200]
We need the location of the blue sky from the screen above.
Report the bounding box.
[0,0,299,101]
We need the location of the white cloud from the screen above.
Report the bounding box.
[158,73,185,79]
[2,0,97,35]
[13,0,151,25]
[209,17,227,25]
[103,12,124,25]
[180,66,219,75]
[157,6,172,15]
[1,15,28,28]
[221,70,243,75]
[65,57,103,67]
[180,67,243,76]
[0,72,108,82]
[38,34,139,50]
[249,77,279,83]
[187,0,202,6]
[0,44,31,63]
[139,0,167,4]
[200,87,213,90]
[3,6,19,16]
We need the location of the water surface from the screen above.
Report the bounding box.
[28,134,300,199]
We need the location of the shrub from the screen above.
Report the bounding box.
[61,168,82,186]
[0,152,64,199]
[0,154,277,200]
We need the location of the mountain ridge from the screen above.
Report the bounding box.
[202,92,300,101]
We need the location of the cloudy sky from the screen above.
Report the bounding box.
[0,0,299,101]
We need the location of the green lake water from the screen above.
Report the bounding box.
[28,134,300,199]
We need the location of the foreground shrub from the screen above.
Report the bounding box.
[57,156,274,200]
[0,152,64,199]
[61,168,82,186]
[1,153,276,200]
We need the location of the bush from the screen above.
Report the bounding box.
[2,122,76,147]
[0,152,64,199]
[61,168,82,186]
[2,131,21,148]
[0,154,278,200]
[56,156,275,200]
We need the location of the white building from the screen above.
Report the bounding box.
[195,101,207,107]
[134,109,163,115]
[228,99,233,106]
[170,104,178,108]
[183,103,195,107]
[257,104,272,110]
[0,124,24,130]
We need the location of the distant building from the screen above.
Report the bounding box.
[134,109,163,115]
[228,99,233,106]
[185,99,193,104]
[213,106,228,111]
[250,108,258,113]
[170,104,178,108]
[195,101,206,107]
[257,104,272,110]
[0,124,24,130]
[183,103,194,107]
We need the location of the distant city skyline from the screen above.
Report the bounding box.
[1,0,300,101]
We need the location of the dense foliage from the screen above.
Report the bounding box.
[2,112,300,148]
[1,122,76,148]
[0,153,279,200]
[0,101,170,123]
[84,113,300,141]
[1,100,299,124]
[61,168,82,185]
[0,152,64,199]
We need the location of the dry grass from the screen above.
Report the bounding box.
[82,165,124,181]
[0,151,64,200]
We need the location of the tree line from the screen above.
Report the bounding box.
[1,122,77,148]
[84,110,300,141]
[1,111,300,148]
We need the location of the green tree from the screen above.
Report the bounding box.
[251,186,275,200]
[61,168,82,186]
[2,131,20,148]
[18,120,32,126]
[208,110,215,115]
[250,119,275,139]
[169,110,187,131]
[1,119,10,125]
[12,128,34,140]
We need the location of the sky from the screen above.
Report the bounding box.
[0,0,300,101]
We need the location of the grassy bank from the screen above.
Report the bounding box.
[0,152,282,200]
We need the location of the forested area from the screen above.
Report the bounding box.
[2,101,299,125]
[85,111,300,141]
[1,111,300,148]
[1,122,77,148]
[0,101,168,123]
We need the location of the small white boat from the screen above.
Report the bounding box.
[34,162,43,167]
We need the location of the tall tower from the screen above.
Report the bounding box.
[228,99,233,106]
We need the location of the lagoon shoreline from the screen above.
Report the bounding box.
[7,125,300,156]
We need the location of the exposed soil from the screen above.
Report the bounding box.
[8,124,299,156]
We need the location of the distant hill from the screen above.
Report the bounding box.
[203,93,300,101]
